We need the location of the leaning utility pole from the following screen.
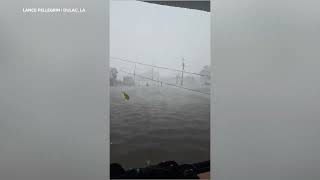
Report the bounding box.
[157,69,160,86]
[151,64,154,86]
[181,58,185,86]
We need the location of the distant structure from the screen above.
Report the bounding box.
[123,76,135,86]
[184,76,196,84]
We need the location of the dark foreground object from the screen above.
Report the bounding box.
[110,160,210,179]
[142,1,210,12]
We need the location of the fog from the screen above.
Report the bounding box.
[0,0,107,179]
[213,0,320,179]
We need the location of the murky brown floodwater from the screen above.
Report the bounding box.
[110,86,210,169]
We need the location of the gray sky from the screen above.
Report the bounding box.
[110,0,210,78]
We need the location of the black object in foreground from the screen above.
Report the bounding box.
[110,160,210,179]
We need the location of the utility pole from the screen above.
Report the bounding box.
[151,65,154,86]
[181,58,185,86]
[157,69,159,86]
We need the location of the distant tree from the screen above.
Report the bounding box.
[200,65,210,85]
[110,67,118,86]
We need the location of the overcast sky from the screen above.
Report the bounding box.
[110,0,210,78]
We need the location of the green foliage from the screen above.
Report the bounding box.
[121,92,130,101]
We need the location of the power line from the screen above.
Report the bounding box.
[118,69,210,96]
[110,56,210,78]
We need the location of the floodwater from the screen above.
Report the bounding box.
[110,85,210,169]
